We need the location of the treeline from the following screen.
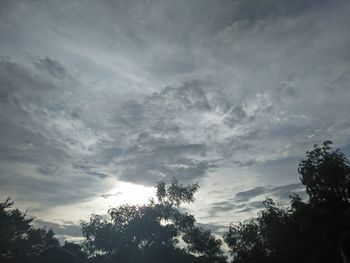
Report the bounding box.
[1,141,350,263]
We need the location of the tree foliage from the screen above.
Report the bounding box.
[224,141,350,263]
[298,140,350,208]
[156,179,199,206]
[82,178,226,263]
[3,141,350,263]
[0,197,59,263]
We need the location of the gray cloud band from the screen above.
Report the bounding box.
[0,0,349,239]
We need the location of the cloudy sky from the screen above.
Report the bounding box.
[1,0,350,242]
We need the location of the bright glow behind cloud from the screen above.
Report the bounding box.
[0,0,350,239]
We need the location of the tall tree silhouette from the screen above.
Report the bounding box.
[224,141,350,263]
[299,140,350,208]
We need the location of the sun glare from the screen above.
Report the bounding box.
[103,182,156,206]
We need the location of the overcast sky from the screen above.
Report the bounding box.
[1,0,350,242]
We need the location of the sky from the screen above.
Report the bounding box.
[1,0,350,242]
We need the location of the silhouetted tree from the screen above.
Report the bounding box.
[299,141,350,209]
[224,199,291,263]
[183,226,226,263]
[6,141,350,263]
[82,178,226,263]
[62,241,88,263]
[35,246,77,263]
[224,141,350,263]
[0,197,59,263]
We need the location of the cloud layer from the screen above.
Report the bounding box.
[1,0,350,240]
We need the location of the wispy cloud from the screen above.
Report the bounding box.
[0,0,349,239]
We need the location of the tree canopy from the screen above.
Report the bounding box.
[224,141,350,263]
[81,178,226,263]
[298,140,350,208]
[2,141,350,263]
[0,197,59,263]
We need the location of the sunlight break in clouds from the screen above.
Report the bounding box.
[0,0,350,240]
